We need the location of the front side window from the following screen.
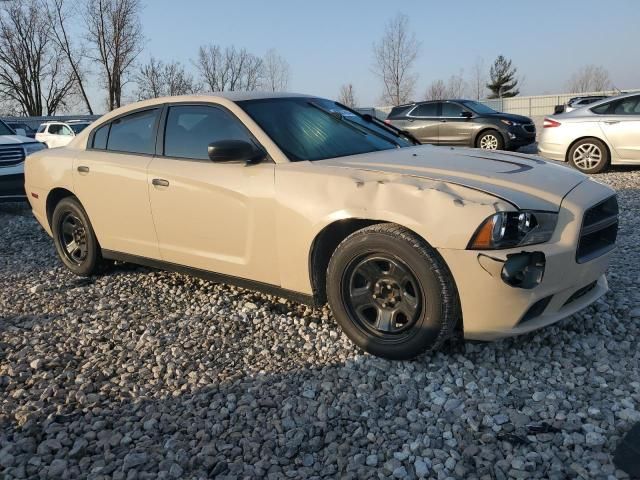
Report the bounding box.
[441,102,464,117]
[60,125,73,136]
[107,109,159,154]
[48,124,63,135]
[239,97,410,162]
[410,103,438,117]
[164,105,254,160]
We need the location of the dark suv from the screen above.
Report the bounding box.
[386,99,536,151]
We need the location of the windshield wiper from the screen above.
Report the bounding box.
[308,102,401,148]
[360,113,421,146]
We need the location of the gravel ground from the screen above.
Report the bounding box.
[1,169,639,480]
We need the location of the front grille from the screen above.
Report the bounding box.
[0,145,25,167]
[522,123,536,134]
[576,195,618,263]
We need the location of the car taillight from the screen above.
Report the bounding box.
[543,118,561,128]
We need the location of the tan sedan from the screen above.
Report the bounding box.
[25,93,618,359]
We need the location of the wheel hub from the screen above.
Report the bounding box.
[373,279,401,308]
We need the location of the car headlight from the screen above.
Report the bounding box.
[500,119,519,126]
[467,211,558,249]
[23,142,47,156]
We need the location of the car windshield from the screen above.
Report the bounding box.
[69,123,89,134]
[0,120,15,136]
[461,101,498,115]
[238,97,412,161]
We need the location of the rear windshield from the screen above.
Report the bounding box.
[238,97,411,162]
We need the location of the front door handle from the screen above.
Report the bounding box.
[604,120,620,125]
[152,178,170,187]
[77,165,89,173]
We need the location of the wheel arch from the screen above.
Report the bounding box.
[564,135,612,163]
[46,187,75,228]
[473,126,505,148]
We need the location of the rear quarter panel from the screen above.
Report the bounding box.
[24,148,77,235]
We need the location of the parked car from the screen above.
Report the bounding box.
[539,92,640,173]
[6,121,37,138]
[66,119,93,134]
[35,121,76,148]
[554,95,609,114]
[0,119,47,202]
[385,99,536,151]
[25,93,617,359]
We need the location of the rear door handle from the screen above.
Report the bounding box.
[604,120,620,124]
[77,166,89,173]
[152,178,169,187]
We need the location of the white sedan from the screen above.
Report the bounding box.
[538,92,640,173]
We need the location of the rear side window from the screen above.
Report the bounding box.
[163,105,254,160]
[92,124,110,149]
[107,109,159,154]
[410,103,438,117]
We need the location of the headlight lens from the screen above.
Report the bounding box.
[468,211,558,249]
[500,119,518,126]
[23,142,47,156]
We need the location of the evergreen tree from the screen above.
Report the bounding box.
[486,55,519,98]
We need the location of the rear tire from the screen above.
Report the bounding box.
[568,138,609,174]
[51,197,105,276]
[326,223,460,360]
[477,130,504,150]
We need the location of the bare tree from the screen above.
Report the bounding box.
[0,0,76,115]
[338,83,357,108]
[469,58,486,100]
[424,79,447,100]
[567,65,611,93]
[446,71,467,98]
[262,48,290,92]
[196,44,263,92]
[135,57,198,100]
[372,13,420,105]
[85,0,144,110]
[43,0,93,114]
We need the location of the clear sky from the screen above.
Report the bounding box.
[85,0,640,109]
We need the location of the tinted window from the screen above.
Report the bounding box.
[239,97,406,162]
[70,123,90,134]
[107,109,159,154]
[164,105,253,160]
[611,96,640,115]
[92,124,109,149]
[0,120,14,135]
[48,124,63,135]
[410,103,438,117]
[442,102,464,117]
[461,101,498,115]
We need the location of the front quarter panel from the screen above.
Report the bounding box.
[275,161,513,294]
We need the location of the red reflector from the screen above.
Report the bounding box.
[31,192,39,199]
[543,118,561,128]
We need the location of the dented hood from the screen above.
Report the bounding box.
[319,145,587,211]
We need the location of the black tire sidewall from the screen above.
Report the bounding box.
[327,230,449,360]
[568,138,609,174]
[478,130,504,150]
[51,197,101,276]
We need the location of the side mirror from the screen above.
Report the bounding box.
[460,111,473,118]
[15,128,26,136]
[208,140,266,164]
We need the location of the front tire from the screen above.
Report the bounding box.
[477,130,504,150]
[51,197,104,276]
[568,138,609,174]
[326,224,459,360]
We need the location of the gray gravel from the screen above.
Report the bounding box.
[1,168,639,480]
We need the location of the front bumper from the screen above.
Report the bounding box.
[438,178,616,340]
[0,169,26,202]
[504,127,536,149]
